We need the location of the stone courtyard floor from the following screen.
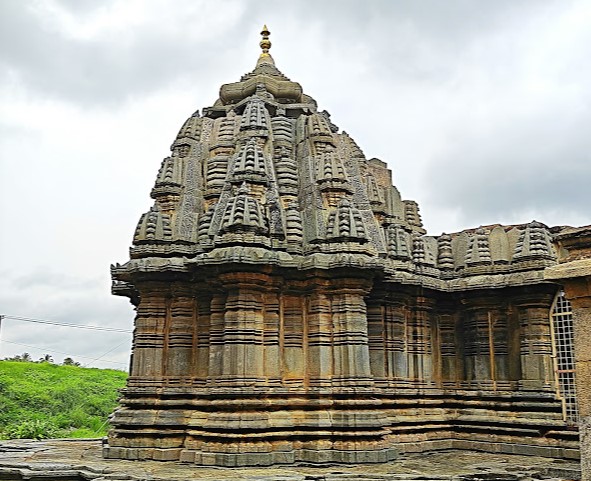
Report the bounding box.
[0,439,581,481]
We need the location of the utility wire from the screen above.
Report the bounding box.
[2,315,132,333]
[1,340,127,366]
[82,340,129,368]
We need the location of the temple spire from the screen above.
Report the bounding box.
[257,24,275,66]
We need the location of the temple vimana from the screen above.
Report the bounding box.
[105,27,583,467]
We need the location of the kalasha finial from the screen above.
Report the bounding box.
[260,25,271,54]
[257,25,275,66]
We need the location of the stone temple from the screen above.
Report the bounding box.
[105,27,583,467]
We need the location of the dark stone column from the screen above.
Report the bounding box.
[386,298,410,384]
[367,300,386,383]
[280,292,306,385]
[165,287,195,382]
[407,296,435,386]
[130,284,168,383]
[461,296,510,390]
[306,281,333,388]
[512,291,556,391]
[216,272,270,387]
[194,291,212,384]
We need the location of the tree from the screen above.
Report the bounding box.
[62,357,80,367]
[38,354,54,363]
[2,352,33,362]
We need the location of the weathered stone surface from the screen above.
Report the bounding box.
[0,439,582,480]
[107,27,583,467]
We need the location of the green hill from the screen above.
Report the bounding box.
[0,361,127,439]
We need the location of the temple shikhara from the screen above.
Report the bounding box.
[105,27,588,468]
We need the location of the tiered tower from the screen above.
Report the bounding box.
[106,27,578,466]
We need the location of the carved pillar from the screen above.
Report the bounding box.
[461,297,510,389]
[462,303,490,385]
[407,296,434,385]
[281,293,306,385]
[491,307,511,389]
[306,283,333,388]
[513,291,555,391]
[216,272,269,386]
[207,289,226,383]
[546,228,591,481]
[367,300,386,384]
[130,285,168,383]
[263,288,282,385]
[330,278,373,387]
[165,288,195,382]
[438,311,460,388]
[385,299,409,384]
[194,292,212,384]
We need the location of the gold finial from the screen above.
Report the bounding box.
[256,24,274,66]
[260,25,271,54]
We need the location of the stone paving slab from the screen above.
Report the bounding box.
[0,439,581,481]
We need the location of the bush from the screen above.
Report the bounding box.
[2,419,59,440]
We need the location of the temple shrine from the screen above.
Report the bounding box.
[104,27,584,467]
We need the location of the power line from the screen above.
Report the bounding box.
[2,315,132,333]
[1,339,127,366]
[82,341,129,369]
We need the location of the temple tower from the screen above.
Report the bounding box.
[106,27,579,466]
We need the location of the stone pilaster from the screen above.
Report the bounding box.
[437,311,461,388]
[165,288,195,382]
[194,292,212,384]
[461,297,510,389]
[367,300,386,383]
[215,272,270,387]
[207,290,226,383]
[329,278,374,387]
[129,285,168,384]
[513,291,555,391]
[407,296,434,386]
[306,282,333,388]
[385,300,409,384]
[280,293,306,385]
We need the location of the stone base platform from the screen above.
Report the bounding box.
[0,439,581,481]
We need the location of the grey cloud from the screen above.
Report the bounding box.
[53,0,111,15]
[424,108,591,228]
[0,270,132,329]
[11,270,102,291]
[0,0,248,105]
[0,0,558,106]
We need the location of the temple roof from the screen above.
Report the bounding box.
[112,27,563,295]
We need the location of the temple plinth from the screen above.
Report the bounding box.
[105,28,581,466]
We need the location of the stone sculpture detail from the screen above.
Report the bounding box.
[106,27,578,466]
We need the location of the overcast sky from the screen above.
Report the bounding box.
[1,0,590,369]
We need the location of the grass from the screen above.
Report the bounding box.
[0,361,127,440]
